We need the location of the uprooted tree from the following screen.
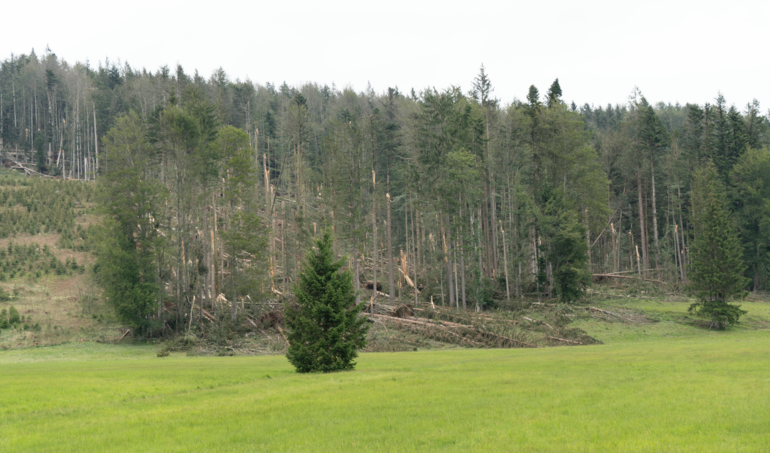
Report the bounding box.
[285,230,369,373]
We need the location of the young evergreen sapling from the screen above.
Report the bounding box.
[285,230,369,373]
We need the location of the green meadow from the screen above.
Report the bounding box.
[2,316,770,452]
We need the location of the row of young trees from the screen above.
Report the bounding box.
[1,50,768,334]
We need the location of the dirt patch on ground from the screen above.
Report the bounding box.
[0,233,62,248]
[0,233,93,265]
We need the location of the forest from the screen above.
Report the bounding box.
[1,48,769,337]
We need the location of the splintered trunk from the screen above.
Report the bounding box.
[616,208,622,273]
[637,165,648,275]
[677,183,687,281]
[386,193,395,304]
[453,242,459,308]
[230,269,237,322]
[674,220,683,281]
[263,153,275,292]
[441,212,454,309]
[500,221,510,303]
[472,211,483,311]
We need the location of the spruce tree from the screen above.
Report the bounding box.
[547,78,562,107]
[688,162,749,329]
[286,230,369,373]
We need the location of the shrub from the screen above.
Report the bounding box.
[8,306,21,325]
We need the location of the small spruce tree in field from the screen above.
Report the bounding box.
[688,162,749,329]
[285,230,369,373]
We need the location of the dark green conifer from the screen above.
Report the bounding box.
[285,230,369,373]
[547,78,562,107]
[688,162,748,329]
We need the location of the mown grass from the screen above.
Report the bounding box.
[575,296,770,343]
[2,330,769,452]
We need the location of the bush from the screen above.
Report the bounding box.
[8,306,21,325]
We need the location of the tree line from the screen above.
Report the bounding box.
[1,49,768,335]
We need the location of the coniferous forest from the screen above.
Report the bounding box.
[1,49,769,336]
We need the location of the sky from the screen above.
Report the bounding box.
[2,0,768,110]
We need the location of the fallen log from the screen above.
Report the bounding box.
[398,267,421,293]
[275,325,288,343]
[371,315,485,347]
[116,329,130,343]
[547,336,582,345]
[522,316,553,330]
[592,273,668,285]
[475,329,536,348]
[200,308,217,322]
[245,315,259,329]
[366,313,536,348]
[584,306,635,323]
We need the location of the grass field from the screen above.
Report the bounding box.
[2,326,769,452]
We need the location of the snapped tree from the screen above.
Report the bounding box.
[285,230,369,373]
[688,162,748,329]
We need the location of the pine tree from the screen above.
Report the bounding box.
[285,230,369,373]
[688,162,748,329]
[547,78,562,107]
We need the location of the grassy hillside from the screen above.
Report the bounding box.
[0,170,122,349]
[2,330,769,452]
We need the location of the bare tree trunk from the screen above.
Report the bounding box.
[460,242,466,310]
[371,171,377,314]
[584,208,591,272]
[453,241,459,308]
[674,218,683,281]
[354,218,361,306]
[651,161,659,268]
[637,165,648,276]
[93,102,98,177]
[677,183,687,281]
[459,207,466,310]
[616,208,622,273]
[500,220,510,304]
[263,153,275,292]
[441,212,454,309]
[386,193,395,304]
[482,181,492,278]
[490,183,498,275]
[411,196,418,306]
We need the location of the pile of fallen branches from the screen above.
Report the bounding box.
[1,155,55,178]
[363,302,537,348]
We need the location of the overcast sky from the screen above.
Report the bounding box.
[3,0,767,110]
